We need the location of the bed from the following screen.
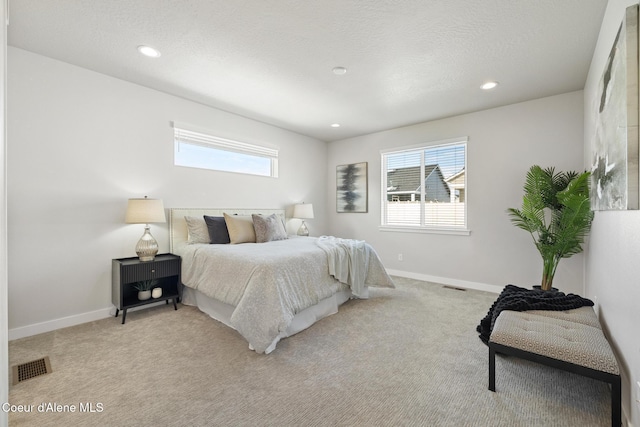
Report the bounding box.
[169,208,394,354]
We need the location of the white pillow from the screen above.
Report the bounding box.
[223,213,256,244]
[184,216,210,244]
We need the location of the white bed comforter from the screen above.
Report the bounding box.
[179,236,394,353]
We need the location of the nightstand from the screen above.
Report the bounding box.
[112,253,182,324]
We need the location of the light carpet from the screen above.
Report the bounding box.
[8,277,611,426]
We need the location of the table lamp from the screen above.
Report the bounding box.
[125,196,166,261]
[293,203,314,236]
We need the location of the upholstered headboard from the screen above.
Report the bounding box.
[169,208,286,254]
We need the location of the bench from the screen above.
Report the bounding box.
[488,306,621,426]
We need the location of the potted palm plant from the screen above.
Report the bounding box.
[507,165,594,291]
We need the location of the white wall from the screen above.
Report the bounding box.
[7,47,328,336]
[584,0,640,425]
[0,1,8,425]
[327,91,585,294]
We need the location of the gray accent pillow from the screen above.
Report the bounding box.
[203,215,231,244]
[184,216,210,244]
[252,214,288,243]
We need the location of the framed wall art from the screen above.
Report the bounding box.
[591,4,639,210]
[336,162,368,213]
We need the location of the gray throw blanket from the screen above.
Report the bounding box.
[315,235,368,298]
[476,284,594,345]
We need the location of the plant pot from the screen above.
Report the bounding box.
[532,285,559,292]
[151,287,162,299]
[138,290,152,300]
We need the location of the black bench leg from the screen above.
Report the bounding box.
[612,376,621,427]
[489,345,496,392]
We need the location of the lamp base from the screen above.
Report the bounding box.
[297,221,309,237]
[136,225,159,261]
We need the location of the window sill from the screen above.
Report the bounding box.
[378,225,471,236]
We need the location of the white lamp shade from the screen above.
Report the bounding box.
[125,197,166,224]
[293,203,314,219]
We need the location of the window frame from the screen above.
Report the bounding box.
[379,137,470,235]
[172,123,279,178]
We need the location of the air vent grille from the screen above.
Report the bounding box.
[12,356,52,385]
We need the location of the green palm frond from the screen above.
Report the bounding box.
[522,165,549,209]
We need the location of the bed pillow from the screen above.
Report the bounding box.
[252,214,288,243]
[184,216,210,244]
[203,215,231,244]
[223,213,256,244]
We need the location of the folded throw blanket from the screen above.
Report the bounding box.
[316,235,368,298]
[476,284,593,345]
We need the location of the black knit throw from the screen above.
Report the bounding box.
[476,284,593,345]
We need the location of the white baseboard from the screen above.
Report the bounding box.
[8,301,169,341]
[9,308,112,341]
[386,269,502,294]
[8,273,499,341]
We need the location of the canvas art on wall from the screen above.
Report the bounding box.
[336,162,368,213]
[591,4,639,211]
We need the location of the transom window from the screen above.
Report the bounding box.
[380,137,468,234]
[173,124,278,178]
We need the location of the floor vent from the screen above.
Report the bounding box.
[12,356,52,385]
[443,285,466,291]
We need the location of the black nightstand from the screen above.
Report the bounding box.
[112,253,182,324]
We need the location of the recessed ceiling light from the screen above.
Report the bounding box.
[332,67,347,75]
[330,123,341,128]
[481,81,498,90]
[137,45,161,58]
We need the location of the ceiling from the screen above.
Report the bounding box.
[8,1,608,142]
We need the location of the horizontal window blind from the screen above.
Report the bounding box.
[173,125,278,177]
[174,128,278,158]
[382,138,467,230]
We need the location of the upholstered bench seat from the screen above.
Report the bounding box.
[525,306,603,328]
[491,310,619,375]
[488,307,620,426]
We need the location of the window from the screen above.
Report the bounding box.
[173,124,278,177]
[380,137,468,234]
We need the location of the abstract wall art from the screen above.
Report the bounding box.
[591,4,639,211]
[336,162,368,213]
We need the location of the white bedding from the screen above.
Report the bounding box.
[177,236,394,353]
[181,286,353,354]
